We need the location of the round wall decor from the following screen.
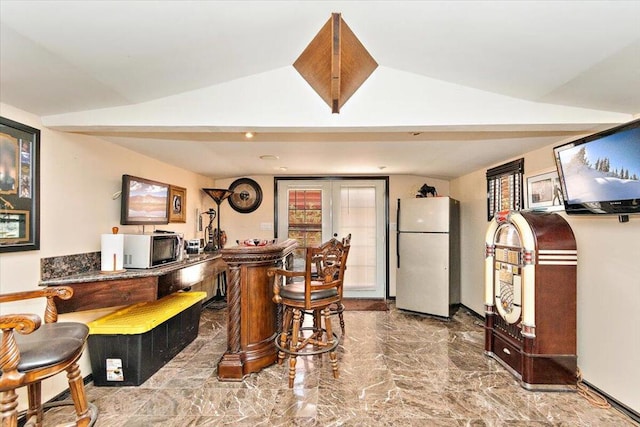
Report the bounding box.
[228,178,263,213]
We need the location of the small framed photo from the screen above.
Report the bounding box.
[526,171,564,211]
[168,185,187,223]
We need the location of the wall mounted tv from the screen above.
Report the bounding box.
[553,119,640,215]
[120,174,170,225]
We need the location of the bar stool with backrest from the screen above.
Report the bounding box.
[268,238,350,388]
[312,234,351,333]
[0,286,96,427]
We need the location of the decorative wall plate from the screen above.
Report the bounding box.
[228,178,262,213]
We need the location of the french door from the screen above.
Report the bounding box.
[276,178,387,299]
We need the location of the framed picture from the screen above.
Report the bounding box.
[0,117,40,252]
[527,170,564,211]
[168,185,187,223]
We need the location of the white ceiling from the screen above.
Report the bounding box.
[1,1,639,179]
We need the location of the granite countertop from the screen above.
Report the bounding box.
[40,253,223,286]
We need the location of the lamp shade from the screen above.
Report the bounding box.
[203,188,234,205]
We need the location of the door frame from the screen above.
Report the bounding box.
[274,176,390,298]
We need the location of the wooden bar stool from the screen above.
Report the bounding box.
[269,238,350,388]
[310,234,351,333]
[0,286,97,427]
[330,234,351,332]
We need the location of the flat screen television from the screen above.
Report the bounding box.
[553,119,640,215]
[120,174,170,225]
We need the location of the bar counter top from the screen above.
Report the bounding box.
[40,253,223,286]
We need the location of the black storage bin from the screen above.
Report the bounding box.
[87,292,206,386]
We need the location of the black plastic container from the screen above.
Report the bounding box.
[87,292,205,386]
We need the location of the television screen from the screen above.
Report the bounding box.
[120,175,169,225]
[554,119,640,215]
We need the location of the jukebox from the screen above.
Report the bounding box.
[484,210,577,390]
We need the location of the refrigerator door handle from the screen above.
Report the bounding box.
[397,232,400,268]
[396,199,401,268]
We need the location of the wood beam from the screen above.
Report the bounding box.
[294,13,377,114]
[331,13,341,113]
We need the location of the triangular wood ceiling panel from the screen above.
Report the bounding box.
[294,13,378,113]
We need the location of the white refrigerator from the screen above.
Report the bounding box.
[396,197,460,318]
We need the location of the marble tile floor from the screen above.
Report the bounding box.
[42,305,636,426]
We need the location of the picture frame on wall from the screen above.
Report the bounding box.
[526,170,564,211]
[168,185,187,223]
[0,116,40,252]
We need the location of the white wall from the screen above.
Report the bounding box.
[450,140,640,414]
[0,103,215,407]
[212,176,277,248]
[449,168,487,314]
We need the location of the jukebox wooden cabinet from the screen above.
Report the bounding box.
[484,210,577,390]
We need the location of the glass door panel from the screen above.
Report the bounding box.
[277,180,332,271]
[287,189,323,270]
[333,181,385,298]
[277,178,386,298]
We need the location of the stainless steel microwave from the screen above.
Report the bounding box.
[123,233,182,269]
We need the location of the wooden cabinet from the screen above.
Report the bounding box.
[484,211,577,390]
[55,276,158,313]
[48,255,227,314]
[217,239,298,381]
[157,257,227,298]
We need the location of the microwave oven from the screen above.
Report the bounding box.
[123,233,182,269]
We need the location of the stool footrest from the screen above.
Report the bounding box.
[274,326,340,357]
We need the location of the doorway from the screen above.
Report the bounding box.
[275,177,388,299]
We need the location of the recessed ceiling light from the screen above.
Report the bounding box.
[259,154,279,160]
[245,131,255,139]
[278,167,288,171]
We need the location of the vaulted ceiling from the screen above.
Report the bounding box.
[1,1,639,179]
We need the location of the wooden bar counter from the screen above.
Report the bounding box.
[40,254,227,313]
[217,239,298,381]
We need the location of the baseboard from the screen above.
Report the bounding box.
[582,379,640,424]
[459,303,484,320]
[342,298,388,311]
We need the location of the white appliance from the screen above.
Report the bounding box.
[396,197,460,318]
[122,233,183,269]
